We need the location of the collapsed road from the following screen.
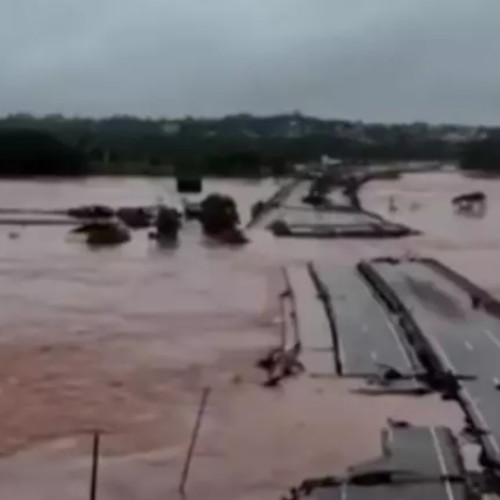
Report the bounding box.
[369,258,500,470]
[286,256,500,494]
[251,178,418,238]
[280,259,488,499]
[285,265,339,376]
[309,423,467,500]
[310,262,421,378]
[269,204,416,238]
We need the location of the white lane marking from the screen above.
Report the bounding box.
[384,316,414,369]
[340,482,347,500]
[374,272,500,457]
[359,281,414,370]
[370,351,378,362]
[430,427,456,500]
[483,328,500,351]
[465,341,473,351]
[422,333,500,455]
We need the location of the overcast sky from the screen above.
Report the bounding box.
[1,0,500,124]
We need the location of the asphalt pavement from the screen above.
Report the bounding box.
[314,482,466,500]
[286,265,337,376]
[313,425,465,500]
[371,260,500,463]
[313,262,419,377]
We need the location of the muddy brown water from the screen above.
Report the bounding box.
[0,172,496,499]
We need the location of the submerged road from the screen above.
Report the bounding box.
[371,260,500,463]
[313,263,418,376]
[281,180,311,209]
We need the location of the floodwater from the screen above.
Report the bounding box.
[0,172,497,499]
[0,177,281,343]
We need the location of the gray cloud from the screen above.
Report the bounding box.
[1,0,500,123]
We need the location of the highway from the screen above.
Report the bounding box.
[255,179,415,238]
[265,179,381,226]
[286,265,337,376]
[371,260,500,463]
[281,180,311,208]
[314,425,466,500]
[281,209,373,227]
[313,263,419,376]
[383,425,462,479]
[315,482,466,500]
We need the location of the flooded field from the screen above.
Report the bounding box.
[0,172,497,499]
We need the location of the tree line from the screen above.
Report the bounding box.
[460,138,500,172]
[0,114,495,176]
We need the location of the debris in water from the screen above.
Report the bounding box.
[116,207,153,228]
[199,193,249,244]
[68,205,114,219]
[149,206,181,242]
[76,220,131,246]
[452,191,487,216]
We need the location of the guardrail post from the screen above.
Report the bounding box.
[90,431,100,500]
[179,387,211,497]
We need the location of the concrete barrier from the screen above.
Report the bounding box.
[246,179,301,228]
[418,258,500,318]
[357,260,447,388]
[271,223,416,239]
[307,262,343,375]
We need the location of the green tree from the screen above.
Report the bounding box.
[0,129,87,176]
[460,139,500,171]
